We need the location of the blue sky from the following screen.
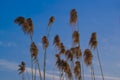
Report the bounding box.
[0,0,120,80]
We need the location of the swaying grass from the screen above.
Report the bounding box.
[89,32,104,80]
[15,8,104,80]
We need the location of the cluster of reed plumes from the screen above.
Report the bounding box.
[54,34,83,80]
[56,54,72,80]
[15,17,34,36]
[15,8,104,80]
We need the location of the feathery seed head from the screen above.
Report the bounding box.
[42,36,49,48]
[84,49,93,66]
[48,16,55,26]
[70,9,78,25]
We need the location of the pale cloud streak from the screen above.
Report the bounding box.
[0,41,16,47]
[0,59,120,80]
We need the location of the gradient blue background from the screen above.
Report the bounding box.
[0,0,120,80]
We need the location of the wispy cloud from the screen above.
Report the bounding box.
[0,41,16,47]
[0,59,59,79]
[0,59,120,80]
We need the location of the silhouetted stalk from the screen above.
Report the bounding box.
[97,48,104,80]
[36,59,42,80]
[22,73,25,80]
[30,35,34,80]
[31,56,34,80]
[34,65,37,80]
[81,58,84,80]
[26,70,30,80]
[43,48,47,80]
[91,66,93,80]
[91,64,95,80]
[60,71,63,80]
[30,34,33,42]
[47,27,51,37]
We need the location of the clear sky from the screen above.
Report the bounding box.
[0,0,120,80]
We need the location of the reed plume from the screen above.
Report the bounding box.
[15,16,25,25]
[15,17,34,41]
[53,35,61,49]
[65,50,73,61]
[42,36,49,49]
[48,16,55,26]
[18,61,26,80]
[70,9,78,25]
[84,49,95,80]
[59,43,66,55]
[62,60,72,80]
[75,46,82,59]
[72,31,80,45]
[84,49,93,66]
[18,61,26,74]
[27,18,34,38]
[89,32,104,80]
[74,61,81,80]
[89,32,98,50]
[30,42,42,80]
[15,17,29,34]
[42,36,49,80]
[30,42,38,60]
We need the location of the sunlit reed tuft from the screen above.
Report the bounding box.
[72,31,80,45]
[59,43,66,54]
[42,36,49,48]
[48,16,55,26]
[53,35,61,49]
[70,9,78,25]
[18,61,26,74]
[84,49,93,66]
[65,50,73,61]
[27,18,34,35]
[74,61,81,80]
[30,42,38,60]
[89,32,98,50]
